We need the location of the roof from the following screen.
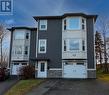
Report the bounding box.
[33,13,98,22]
[8,27,37,31]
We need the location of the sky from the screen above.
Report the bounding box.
[0,0,109,27]
[0,0,109,53]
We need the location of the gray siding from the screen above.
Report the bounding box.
[38,19,62,68]
[86,18,95,69]
[29,30,37,60]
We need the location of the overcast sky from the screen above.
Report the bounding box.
[0,0,109,52]
[0,0,109,27]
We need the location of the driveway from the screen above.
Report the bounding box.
[44,79,109,95]
[0,79,18,95]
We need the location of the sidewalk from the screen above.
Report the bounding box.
[26,79,59,95]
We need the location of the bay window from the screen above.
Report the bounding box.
[63,17,86,30]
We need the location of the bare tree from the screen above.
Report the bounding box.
[95,31,103,68]
[0,24,7,67]
[97,17,109,73]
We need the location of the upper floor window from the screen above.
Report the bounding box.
[82,40,85,51]
[64,19,67,30]
[69,39,79,50]
[64,40,66,51]
[14,46,22,55]
[38,39,47,53]
[63,39,80,52]
[24,46,28,55]
[39,20,47,30]
[14,31,25,40]
[82,18,85,30]
[25,32,29,39]
[67,18,80,30]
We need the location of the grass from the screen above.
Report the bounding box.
[97,74,109,82]
[5,79,43,95]
[97,69,109,82]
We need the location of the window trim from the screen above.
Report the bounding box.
[39,20,47,30]
[38,39,47,53]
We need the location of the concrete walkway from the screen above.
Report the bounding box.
[26,79,59,95]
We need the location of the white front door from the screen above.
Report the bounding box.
[37,61,47,78]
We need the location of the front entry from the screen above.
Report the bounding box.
[37,61,47,78]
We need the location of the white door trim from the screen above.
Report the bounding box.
[37,61,47,78]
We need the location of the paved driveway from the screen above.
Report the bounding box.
[0,79,18,95]
[44,79,109,95]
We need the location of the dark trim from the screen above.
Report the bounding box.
[62,59,87,60]
[30,58,50,61]
[11,60,28,62]
[33,13,97,22]
[9,30,13,67]
[8,27,37,31]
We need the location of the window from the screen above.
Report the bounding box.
[15,46,22,54]
[24,46,28,55]
[82,18,85,30]
[14,31,25,40]
[38,39,47,53]
[64,19,66,30]
[39,20,47,30]
[67,18,80,30]
[40,63,45,72]
[22,63,27,65]
[69,39,79,50]
[25,32,29,39]
[77,63,84,65]
[82,40,85,51]
[63,39,80,52]
[64,40,66,51]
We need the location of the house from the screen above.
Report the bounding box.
[9,27,37,75]
[9,13,97,78]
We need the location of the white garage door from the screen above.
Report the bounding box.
[63,63,87,78]
[12,63,27,75]
[12,63,21,75]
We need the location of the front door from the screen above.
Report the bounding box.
[37,61,47,78]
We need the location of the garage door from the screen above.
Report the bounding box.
[12,63,27,75]
[63,63,87,78]
[12,63,21,75]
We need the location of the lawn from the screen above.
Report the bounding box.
[5,79,43,95]
[97,73,109,82]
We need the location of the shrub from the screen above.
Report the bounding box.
[19,65,35,79]
[0,67,5,81]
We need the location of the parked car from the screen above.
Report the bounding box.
[0,67,10,81]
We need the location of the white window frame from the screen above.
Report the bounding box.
[38,39,47,53]
[39,20,47,30]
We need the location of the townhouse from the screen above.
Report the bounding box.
[9,13,97,78]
